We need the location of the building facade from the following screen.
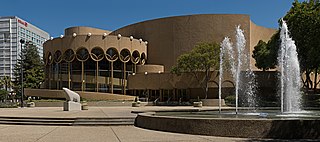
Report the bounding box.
[30,14,277,101]
[43,27,147,95]
[112,14,276,101]
[0,16,49,79]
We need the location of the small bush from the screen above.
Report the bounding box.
[0,102,18,108]
[225,95,236,105]
[0,89,9,101]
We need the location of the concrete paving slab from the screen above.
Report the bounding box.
[0,124,250,142]
[111,126,208,142]
[0,125,9,130]
[0,125,57,142]
[0,106,303,142]
[37,126,119,142]
[0,106,220,118]
[111,126,249,142]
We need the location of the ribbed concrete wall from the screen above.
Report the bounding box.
[112,14,276,72]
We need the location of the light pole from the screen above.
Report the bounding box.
[19,39,25,107]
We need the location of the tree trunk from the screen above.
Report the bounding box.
[305,70,312,90]
[314,67,318,93]
[5,83,7,101]
[308,73,313,90]
[302,70,309,89]
[204,69,211,99]
[192,72,206,99]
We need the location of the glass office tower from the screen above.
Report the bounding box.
[0,16,49,80]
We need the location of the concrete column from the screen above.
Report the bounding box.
[81,61,84,92]
[110,62,113,94]
[96,61,99,92]
[68,62,71,89]
[160,89,162,102]
[57,63,60,89]
[123,62,126,95]
[48,64,51,89]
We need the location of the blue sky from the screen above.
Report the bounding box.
[1,0,300,37]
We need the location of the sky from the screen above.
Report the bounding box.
[0,0,301,37]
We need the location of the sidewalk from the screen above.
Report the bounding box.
[0,106,222,118]
[0,125,250,142]
[0,106,253,142]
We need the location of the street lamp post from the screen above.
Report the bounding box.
[19,39,25,107]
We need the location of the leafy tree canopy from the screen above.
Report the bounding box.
[171,42,220,99]
[0,76,13,91]
[252,31,279,71]
[252,0,320,90]
[0,89,9,101]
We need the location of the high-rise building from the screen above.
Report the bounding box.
[0,16,49,79]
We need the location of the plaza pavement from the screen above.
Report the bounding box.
[0,106,224,118]
[0,106,313,142]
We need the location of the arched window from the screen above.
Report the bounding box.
[106,48,119,62]
[76,47,89,61]
[140,52,146,65]
[47,52,53,65]
[63,49,75,62]
[91,47,104,61]
[120,48,131,62]
[54,50,62,63]
[131,50,140,64]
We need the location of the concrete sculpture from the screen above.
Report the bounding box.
[62,88,81,111]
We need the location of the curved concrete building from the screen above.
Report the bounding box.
[35,14,276,101]
[43,27,147,95]
[111,14,275,72]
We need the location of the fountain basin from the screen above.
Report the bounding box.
[135,110,320,139]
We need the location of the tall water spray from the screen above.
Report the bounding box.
[279,20,302,113]
[219,44,224,113]
[235,26,246,114]
[219,26,257,114]
[219,37,235,113]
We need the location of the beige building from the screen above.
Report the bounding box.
[28,14,276,101]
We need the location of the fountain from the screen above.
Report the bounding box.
[219,26,257,114]
[219,37,235,113]
[278,20,302,113]
[134,21,320,139]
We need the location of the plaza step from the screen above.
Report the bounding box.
[73,117,135,126]
[0,116,74,126]
[0,116,135,126]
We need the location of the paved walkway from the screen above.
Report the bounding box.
[0,106,311,142]
[0,125,252,142]
[0,106,223,118]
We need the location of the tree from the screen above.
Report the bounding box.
[0,89,9,101]
[171,42,220,99]
[252,0,320,91]
[0,76,13,101]
[13,41,44,98]
[252,40,271,71]
[283,0,320,91]
[252,31,279,71]
[0,76,13,91]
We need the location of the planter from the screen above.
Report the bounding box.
[201,99,225,106]
[132,101,141,107]
[193,101,202,107]
[81,101,88,110]
[27,102,35,108]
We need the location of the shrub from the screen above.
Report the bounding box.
[225,95,236,105]
[0,89,9,101]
